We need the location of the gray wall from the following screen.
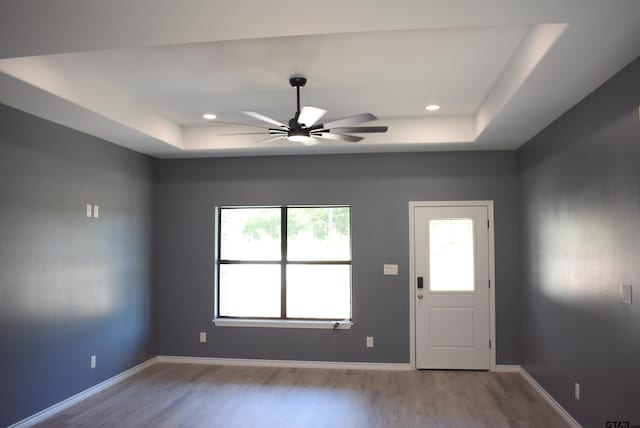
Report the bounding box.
[518,57,640,427]
[0,104,155,426]
[154,151,521,364]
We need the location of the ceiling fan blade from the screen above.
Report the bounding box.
[329,126,388,133]
[257,135,287,144]
[217,132,279,136]
[298,106,327,127]
[312,113,377,130]
[210,120,271,130]
[241,111,287,128]
[313,133,363,143]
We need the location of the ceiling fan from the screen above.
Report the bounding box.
[218,75,388,145]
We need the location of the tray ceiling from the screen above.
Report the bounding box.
[1,0,639,157]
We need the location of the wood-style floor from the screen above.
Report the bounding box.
[36,363,568,428]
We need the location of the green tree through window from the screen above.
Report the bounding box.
[242,207,350,240]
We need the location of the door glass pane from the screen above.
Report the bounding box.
[287,207,351,261]
[429,218,474,291]
[286,265,351,319]
[219,264,280,317]
[220,208,281,260]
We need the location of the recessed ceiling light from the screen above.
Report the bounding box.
[425,105,440,111]
[203,113,217,120]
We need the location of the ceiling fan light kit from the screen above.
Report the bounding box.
[287,129,311,144]
[218,75,388,145]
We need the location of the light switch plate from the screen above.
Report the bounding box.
[90,355,96,369]
[86,204,92,218]
[383,264,398,275]
[622,284,632,305]
[93,205,99,218]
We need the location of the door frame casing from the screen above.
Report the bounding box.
[408,200,496,371]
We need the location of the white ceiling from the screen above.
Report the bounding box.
[0,0,639,158]
[38,27,528,125]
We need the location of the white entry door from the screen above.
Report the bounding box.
[413,204,491,370]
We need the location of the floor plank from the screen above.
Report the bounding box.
[34,363,569,428]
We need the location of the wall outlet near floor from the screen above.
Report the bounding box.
[199,332,207,343]
[383,264,399,275]
[574,382,580,400]
[366,336,374,348]
[621,284,632,305]
[90,355,96,369]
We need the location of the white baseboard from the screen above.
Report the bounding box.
[500,365,582,428]
[8,357,158,428]
[156,355,411,371]
[493,364,522,372]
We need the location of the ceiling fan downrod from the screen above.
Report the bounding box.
[289,76,307,117]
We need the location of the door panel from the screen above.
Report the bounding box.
[414,205,490,370]
[430,307,474,347]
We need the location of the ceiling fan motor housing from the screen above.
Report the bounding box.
[289,76,307,87]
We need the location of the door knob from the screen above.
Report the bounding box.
[417,293,423,299]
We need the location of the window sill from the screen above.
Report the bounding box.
[213,318,353,330]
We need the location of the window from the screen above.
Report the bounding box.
[216,206,351,321]
[429,218,475,291]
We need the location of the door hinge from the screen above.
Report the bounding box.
[489,340,492,349]
[487,219,490,228]
[488,279,491,289]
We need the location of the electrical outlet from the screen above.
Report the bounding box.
[199,332,207,343]
[574,382,580,400]
[383,264,398,275]
[622,284,632,305]
[86,204,93,218]
[366,336,374,348]
[93,205,99,218]
[90,355,96,369]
